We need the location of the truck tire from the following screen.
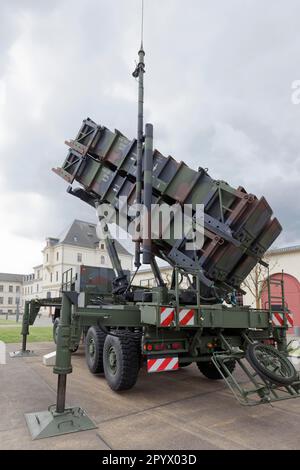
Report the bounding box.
[53,318,60,345]
[198,359,235,380]
[53,317,79,353]
[180,362,192,368]
[85,326,106,374]
[103,334,139,391]
[246,342,297,385]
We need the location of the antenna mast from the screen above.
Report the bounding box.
[133,0,145,268]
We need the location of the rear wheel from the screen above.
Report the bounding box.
[103,334,140,391]
[85,326,106,374]
[53,317,79,353]
[198,359,235,380]
[53,318,60,345]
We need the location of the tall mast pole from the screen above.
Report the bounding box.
[133,0,145,268]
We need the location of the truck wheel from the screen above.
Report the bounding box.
[53,318,60,345]
[180,362,192,368]
[85,326,106,374]
[53,318,79,353]
[246,342,297,385]
[70,344,79,353]
[103,334,139,391]
[198,359,235,380]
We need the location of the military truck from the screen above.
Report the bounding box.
[18,113,299,409]
[18,43,300,416]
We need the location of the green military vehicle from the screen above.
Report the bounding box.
[17,44,300,437]
[19,110,300,409]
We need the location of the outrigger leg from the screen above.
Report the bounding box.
[10,301,38,358]
[25,293,97,440]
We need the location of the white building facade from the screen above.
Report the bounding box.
[0,219,133,316]
[0,273,23,316]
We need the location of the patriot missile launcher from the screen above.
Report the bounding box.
[18,25,300,442]
[36,115,299,413]
[54,117,282,303]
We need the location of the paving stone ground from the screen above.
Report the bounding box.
[1,342,300,450]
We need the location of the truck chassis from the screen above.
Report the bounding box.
[17,270,300,409]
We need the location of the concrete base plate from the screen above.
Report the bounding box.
[9,350,37,358]
[25,405,97,440]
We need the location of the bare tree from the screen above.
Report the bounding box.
[242,255,278,309]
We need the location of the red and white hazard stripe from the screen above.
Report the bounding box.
[272,312,294,328]
[147,357,179,373]
[160,307,196,327]
[286,312,294,327]
[160,307,175,326]
[179,308,195,326]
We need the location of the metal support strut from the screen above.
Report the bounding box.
[143,123,153,264]
[10,301,37,358]
[24,293,96,440]
[133,42,145,268]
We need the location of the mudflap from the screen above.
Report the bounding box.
[212,351,300,406]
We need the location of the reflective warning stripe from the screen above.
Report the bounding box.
[272,312,284,327]
[286,312,294,327]
[179,308,195,326]
[272,312,294,328]
[160,307,175,326]
[147,357,179,373]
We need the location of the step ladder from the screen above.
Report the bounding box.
[212,334,300,406]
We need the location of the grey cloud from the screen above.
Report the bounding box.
[0,0,300,266]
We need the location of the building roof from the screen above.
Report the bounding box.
[267,244,300,255]
[0,273,24,283]
[55,220,132,256]
[137,264,171,274]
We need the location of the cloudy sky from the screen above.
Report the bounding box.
[0,0,300,273]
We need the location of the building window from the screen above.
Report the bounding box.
[9,285,13,293]
[46,253,49,262]
[16,286,20,293]
[77,253,82,263]
[56,272,58,282]
[37,270,40,279]
[101,255,105,265]
[8,297,13,305]
[8,309,12,314]
[100,243,105,250]
[56,252,59,261]
[0,285,3,292]
[50,273,53,283]
[0,298,3,305]
[30,286,33,294]
[36,284,39,293]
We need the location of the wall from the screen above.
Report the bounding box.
[0,281,22,315]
